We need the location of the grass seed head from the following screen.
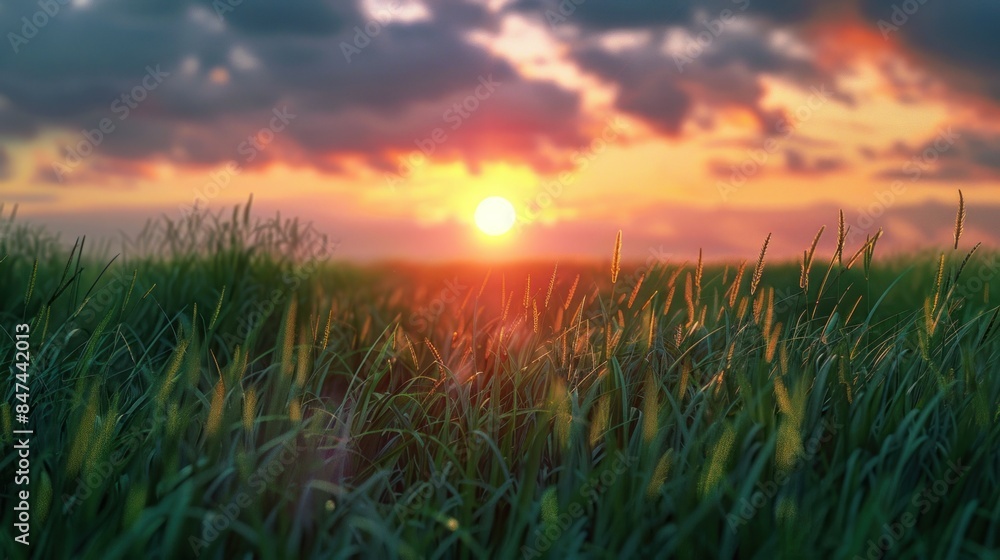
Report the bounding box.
[955,189,966,250]
[243,388,258,432]
[836,210,846,265]
[611,230,622,284]
[751,234,771,296]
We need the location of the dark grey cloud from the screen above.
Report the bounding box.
[784,149,846,175]
[875,128,1000,183]
[571,27,845,136]
[508,0,693,30]
[859,1,1000,99]
[287,75,585,174]
[0,0,587,178]
[511,0,859,138]
[706,147,846,181]
[572,44,690,134]
[213,0,355,35]
[0,146,10,180]
[507,0,840,30]
[422,0,499,29]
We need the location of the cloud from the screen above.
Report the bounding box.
[874,128,1000,183]
[0,0,587,180]
[508,0,836,31]
[211,0,354,35]
[858,1,1000,101]
[784,149,846,175]
[570,25,845,137]
[707,147,847,182]
[510,0,1000,143]
[0,147,10,180]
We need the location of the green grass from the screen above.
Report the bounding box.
[1,201,999,559]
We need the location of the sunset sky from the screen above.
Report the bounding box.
[1,0,999,262]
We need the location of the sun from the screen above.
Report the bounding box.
[474,196,516,236]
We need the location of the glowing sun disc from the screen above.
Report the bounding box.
[474,196,516,236]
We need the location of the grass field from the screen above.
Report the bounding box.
[2,200,999,559]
